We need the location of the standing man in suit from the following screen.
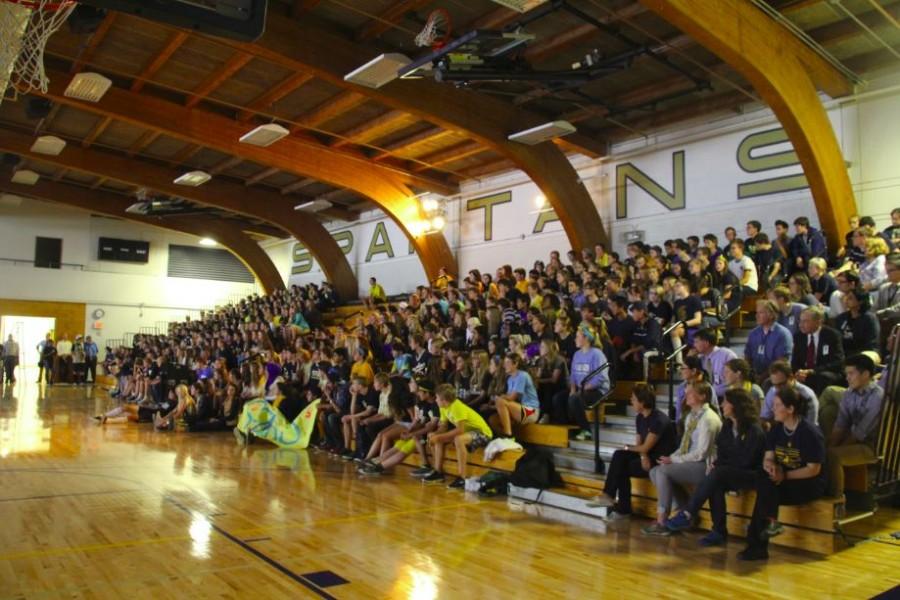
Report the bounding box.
[788,216,827,276]
[792,306,845,394]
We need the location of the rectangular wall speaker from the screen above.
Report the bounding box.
[98,237,150,263]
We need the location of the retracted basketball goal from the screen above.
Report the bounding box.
[0,0,76,103]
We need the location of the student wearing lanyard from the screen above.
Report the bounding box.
[743,300,793,384]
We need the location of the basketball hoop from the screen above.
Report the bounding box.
[0,0,77,104]
[415,8,452,51]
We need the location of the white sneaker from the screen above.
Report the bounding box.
[538,414,550,424]
[585,495,614,508]
[602,510,630,522]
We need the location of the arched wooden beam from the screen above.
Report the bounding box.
[37,71,458,281]
[638,0,856,249]
[218,15,611,249]
[0,126,358,299]
[0,178,285,294]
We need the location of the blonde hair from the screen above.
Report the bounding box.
[867,237,889,258]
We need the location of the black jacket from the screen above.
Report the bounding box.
[714,421,765,470]
[791,325,844,374]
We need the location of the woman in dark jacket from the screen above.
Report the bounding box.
[835,289,880,355]
[664,388,766,545]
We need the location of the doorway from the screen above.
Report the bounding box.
[0,315,56,372]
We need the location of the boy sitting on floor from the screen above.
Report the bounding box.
[422,383,494,489]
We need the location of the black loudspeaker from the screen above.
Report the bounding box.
[67,5,107,34]
[25,97,53,120]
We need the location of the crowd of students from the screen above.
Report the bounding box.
[98,211,898,562]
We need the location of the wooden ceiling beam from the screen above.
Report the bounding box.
[523,4,649,63]
[209,155,245,175]
[459,158,515,179]
[69,12,117,74]
[127,130,162,157]
[1,176,285,293]
[464,6,520,30]
[412,141,487,171]
[0,125,358,298]
[245,166,280,186]
[82,116,113,149]
[237,71,314,121]
[281,178,317,194]
[371,127,455,160]
[167,143,202,168]
[355,0,432,42]
[221,15,609,248]
[291,90,367,131]
[130,31,189,93]
[35,70,458,279]
[331,109,411,148]
[185,52,254,108]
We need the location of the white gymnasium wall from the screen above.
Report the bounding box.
[280,81,900,297]
[0,199,262,351]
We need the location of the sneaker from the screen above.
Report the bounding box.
[538,414,550,425]
[737,546,769,561]
[641,522,672,537]
[699,531,727,547]
[353,455,366,464]
[665,511,693,532]
[585,494,614,508]
[340,450,355,461]
[602,510,630,522]
[232,427,247,447]
[422,470,445,485]
[573,429,592,441]
[761,521,784,540]
[447,476,465,490]
[358,463,384,476]
[410,465,433,478]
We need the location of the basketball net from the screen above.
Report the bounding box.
[415,9,450,50]
[0,0,77,104]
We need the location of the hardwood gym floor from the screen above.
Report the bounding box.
[1,375,898,599]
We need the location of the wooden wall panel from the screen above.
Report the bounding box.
[0,299,86,339]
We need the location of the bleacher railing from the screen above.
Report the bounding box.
[875,323,900,495]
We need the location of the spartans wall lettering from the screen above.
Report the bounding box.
[736,128,808,199]
[616,150,686,219]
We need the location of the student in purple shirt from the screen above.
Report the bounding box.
[743,299,793,384]
[693,328,736,397]
[552,324,610,441]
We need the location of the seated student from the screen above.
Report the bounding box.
[422,384,495,488]
[586,383,677,518]
[643,381,722,536]
[744,300,793,384]
[390,342,413,379]
[190,382,241,432]
[153,384,197,431]
[673,356,719,423]
[670,279,704,363]
[339,377,379,460]
[788,273,819,308]
[363,277,387,310]
[835,289,880,356]
[761,360,819,426]
[693,328,737,397]
[493,353,541,443]
[356,373,405,460]
[808,258,837,305]
[665,388,766,545]
[551,324,610,441]
[728,239,758,296]
[740,386,825,561]
[606,294,635,369]
[534,339,568,424]
[770,286,806,336]
[620,301,662,381]
[826,353,885,498]
[647,284,673,327]
[360,378,441,477]
[791,306,845,395]
[349,345,375,387]
[829,271,859,320]
[360,377,416,466]
[722,358,765,408]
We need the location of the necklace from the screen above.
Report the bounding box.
[783,419,798,447]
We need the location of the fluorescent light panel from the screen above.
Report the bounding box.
[64,72,112,102]
[198,238,217,247]
[294,199,333,212]
[239,123,289,147]
[173,170,212,186]
[11,169,40,185]
[508,120,576,145]
[344,53,411,89]
[488,0,549,12]
[30,135,66,156]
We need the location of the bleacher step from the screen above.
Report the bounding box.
[509,485,610,519]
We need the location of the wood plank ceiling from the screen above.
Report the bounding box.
[0,0,896,238]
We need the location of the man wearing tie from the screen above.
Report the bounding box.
[875,255,900,351]
[792,307,845,395]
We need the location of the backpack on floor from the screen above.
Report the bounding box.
[510,447,564,490]
[475,470,510,497]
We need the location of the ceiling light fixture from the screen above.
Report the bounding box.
[508,120,576,145]
[239,123,290,147]
[344,53,411,89]
[173,170,212,186]
[294,199,333,212]
[198,238,217,247]
[64,72,112,102]
[11,169,40,185]
[488,0,549,12]
[30,135,67,156]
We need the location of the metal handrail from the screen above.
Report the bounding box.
[662,319,685,337]
[875,323,900,493]
[577,361,611,475]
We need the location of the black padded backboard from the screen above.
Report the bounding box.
[78,0,267,41]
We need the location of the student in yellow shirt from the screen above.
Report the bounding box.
[423,384,493,488]
[364,277,387,310]
[433,266,454,291]
[527,282,543,309]
[349,346,374,387]
[513,268,529,295]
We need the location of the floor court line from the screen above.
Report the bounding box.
[0,488,146,503]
